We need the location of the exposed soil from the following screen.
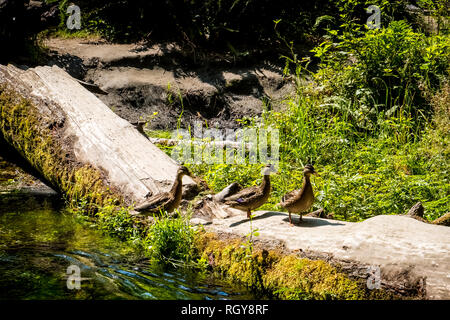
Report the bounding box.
[44,38,295,131]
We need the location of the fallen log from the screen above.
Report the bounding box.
[206,213,450,299]
[0,64,197,211]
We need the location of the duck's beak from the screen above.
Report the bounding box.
[313,171,320,177]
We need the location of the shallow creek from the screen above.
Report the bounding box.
[0,193,258,300]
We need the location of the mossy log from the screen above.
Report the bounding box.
[0,64,197,212]
[194,232,398,300]
[205,213,450,299]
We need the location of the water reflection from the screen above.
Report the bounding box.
[0,195,256,300]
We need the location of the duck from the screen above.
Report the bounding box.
[222,164,277,219]
[279,164,319,225]
[135,166,190,215]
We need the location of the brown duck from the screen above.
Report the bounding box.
[223,164,277,218]
[279,164,318,225]
[135,166,190,214]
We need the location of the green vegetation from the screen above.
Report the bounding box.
[183,16,449,223]
[96,201,139,241]
[144,212,198,265]
[313,21,449,120]
[96,205,200,267]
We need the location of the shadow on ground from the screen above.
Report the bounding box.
[229,211,345,228]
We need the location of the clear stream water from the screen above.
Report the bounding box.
[0,194,257,300]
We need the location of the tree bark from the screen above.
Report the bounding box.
[0,64,197,210]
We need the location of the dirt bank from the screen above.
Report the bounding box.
[45,38,294,130]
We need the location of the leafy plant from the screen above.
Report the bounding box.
[145,213,197,265]
[241,214,260,259]
[96,201,138,241]
[312,21,449,131]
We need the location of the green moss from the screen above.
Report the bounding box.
[264,255,364,300]
[0,86,121,213]
[194,232,395,300]
[194,233,267,291]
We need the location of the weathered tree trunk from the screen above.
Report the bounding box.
[0,64,197,211]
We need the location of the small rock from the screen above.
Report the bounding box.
[405,202,429,223]
[306,208,324,218]
[407,202,424,218]
[306,208,334,219]
[214,182,241,202]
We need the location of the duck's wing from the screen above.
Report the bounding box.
[280,189,302,206]
[135,192,172,212]
[223,186,262,205]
